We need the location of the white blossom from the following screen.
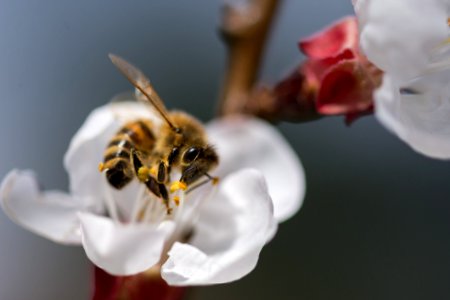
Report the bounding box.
[0,101,305,285]
[353,0,450,158]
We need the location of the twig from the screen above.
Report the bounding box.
[218,0,281,116]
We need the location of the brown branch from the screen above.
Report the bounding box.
[218,0,281,116]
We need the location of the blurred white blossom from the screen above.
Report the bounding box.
[353,0,450,158]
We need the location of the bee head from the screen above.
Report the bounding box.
[179,145,218,185]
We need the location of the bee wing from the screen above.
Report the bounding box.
[110,90,137,103]
[110,89,157,108]
[109,54,177,130]
[109,90,166,125]
[134,87,154,104]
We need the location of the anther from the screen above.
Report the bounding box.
[173,196,180,206]
[170,181,187,193]
[205,173,219,185]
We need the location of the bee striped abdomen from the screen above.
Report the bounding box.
[103,119,155,189]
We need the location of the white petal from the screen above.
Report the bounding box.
[79,212,174,276]
[161,169,277,285]
[351,0,363,11]
[356,0,448,81]
[0,170,82,244]
[206,116,305,222]
[375,74,450,159]
[63,101,158,211]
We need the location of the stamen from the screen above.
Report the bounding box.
[130,185,147,223]
[173,191,186,222]
[186,179,209,195]
[126,173,218,227]
[205,173,220,185]
[186,174,220,194]
[142,193,166,223]
[173,195,180,206]
[178,182,218,225]
[170,181,187,193]
[152,202,168,224]
[136,203,149,222]
[103,184,120,222]
[142,195,157,222]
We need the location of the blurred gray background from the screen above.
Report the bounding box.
[1,1,450,299]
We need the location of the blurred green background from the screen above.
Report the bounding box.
[1,1,450,299]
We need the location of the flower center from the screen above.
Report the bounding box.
[131,185,187,224]
[101,173,219,233]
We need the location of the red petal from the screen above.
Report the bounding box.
[301,48,355,86]
[299,16,358,59]
[92,266,187,300]
[316,60,374,115]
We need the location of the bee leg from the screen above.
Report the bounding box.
[130,149,151,182]
[186,173,220,195]
[143,177,171,214]
[131,149,171,214]
[157,160,169,183]
[158,183,171,214]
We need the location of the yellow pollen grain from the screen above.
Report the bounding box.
[98,162,105,172]
[150,165,158,176]
[170,181,187,193]
[173,196,180,206]
[138,166,150,182]
[212,177,220,185]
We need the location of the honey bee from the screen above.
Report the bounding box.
[99,54,219,212]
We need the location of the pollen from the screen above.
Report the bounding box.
[150,165,158,176]
[98,162,105,172]
[137,166,150,182]
[173,195,180,206]
[170,181,187,193]
[212,177,220,185]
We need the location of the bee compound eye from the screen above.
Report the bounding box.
[183,147,200,163]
